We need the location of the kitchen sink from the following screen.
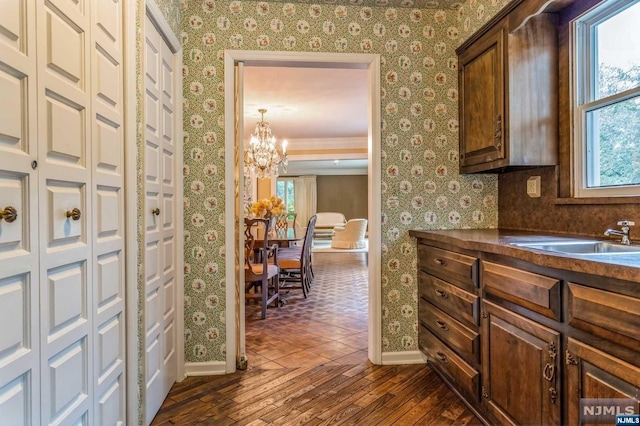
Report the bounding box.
[510,240,640,255]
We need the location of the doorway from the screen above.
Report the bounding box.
[224,51,382,372]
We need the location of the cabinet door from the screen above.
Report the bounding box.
[482,301,561,425]
[459,24,505,171]
[566,338,640,425]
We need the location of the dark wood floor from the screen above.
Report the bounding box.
[152,252,481,425]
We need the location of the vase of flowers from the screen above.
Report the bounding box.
[249,196,285,231]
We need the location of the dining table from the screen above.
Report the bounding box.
[254,227,303,248]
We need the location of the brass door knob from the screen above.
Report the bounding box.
[66,208,81,221]
[0,206,18,223]
[152,208,160,216]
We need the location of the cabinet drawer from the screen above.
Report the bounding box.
[418,245,478,293]
[419,271,480,329]
[483,261,561,320]
[419,325,480,402]
[419,299,480,364]
[568,283,640,351]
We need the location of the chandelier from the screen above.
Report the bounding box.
[244,109,288,179]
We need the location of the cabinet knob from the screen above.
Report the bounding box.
[66,208,81,221]
[434,289,448,299]
[152,208,160,216]
[435,320,449,331]
[433,258,447,267]
[435,351,448,364]
[0,206,18,223]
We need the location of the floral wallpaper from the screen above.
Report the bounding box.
[180,0,514,363]
[154,0,182,36]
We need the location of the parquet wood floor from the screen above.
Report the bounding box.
[152,253,482,425]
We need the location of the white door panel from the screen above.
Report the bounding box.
[0,0,127,423]
[145,14,178,425]
[0,1,25,54]
[92,0,126,422]
[0,0,39,423]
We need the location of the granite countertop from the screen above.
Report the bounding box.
[408,228,640,283]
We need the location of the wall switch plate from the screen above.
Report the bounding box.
[527,176,541,197]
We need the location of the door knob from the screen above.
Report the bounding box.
[152,208,160,216]
[66,208,81,221]
[0,206,18,223]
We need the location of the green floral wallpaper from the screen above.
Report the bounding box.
[179,0,515,364]
[155,0,182,35]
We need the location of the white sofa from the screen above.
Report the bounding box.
[314,212,346,238]
[331,219,368,249]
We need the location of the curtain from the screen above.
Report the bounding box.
[293,175,317,228]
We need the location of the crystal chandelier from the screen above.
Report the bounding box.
[244,109,288,179]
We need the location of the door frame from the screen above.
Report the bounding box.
[223,50,382,373]
[125,1,185,424]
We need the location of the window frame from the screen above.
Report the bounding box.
[572,0,640,198]
[276,178,295,213]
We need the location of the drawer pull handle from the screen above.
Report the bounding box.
[433,258,447,266]
[434,289,448,298]
[0,206,18,223]
[543,363,555,382]
[436,351,448,364]
[435,320,449,331]
[66,208,81,221]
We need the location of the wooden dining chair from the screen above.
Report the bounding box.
[244,217,280,319]
[277,215,317,298]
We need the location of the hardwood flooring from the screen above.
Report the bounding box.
[152,252,481,425]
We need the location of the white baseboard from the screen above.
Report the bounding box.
[381,350,427,365]
[184,361,228,376]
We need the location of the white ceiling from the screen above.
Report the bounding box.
[243,66,369,175]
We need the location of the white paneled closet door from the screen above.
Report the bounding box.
[0,0,126,424]
[91,0,127,424]
[36,0,95,423]
[144,14,178,425]
[0,1,40,423]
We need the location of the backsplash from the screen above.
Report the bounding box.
[499,167,640,236]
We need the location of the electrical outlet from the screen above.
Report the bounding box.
[527,176,541,197]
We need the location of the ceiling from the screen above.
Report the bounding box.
[243,66,369,175]
[235,0,465,9]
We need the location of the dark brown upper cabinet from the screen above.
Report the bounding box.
[457,0,569,173]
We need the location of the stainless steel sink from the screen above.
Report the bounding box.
[510,240,640,255]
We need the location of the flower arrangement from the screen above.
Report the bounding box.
[249,195,285,219]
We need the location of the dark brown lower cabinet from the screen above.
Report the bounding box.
[481,301,561,425]
[566,338,640,425]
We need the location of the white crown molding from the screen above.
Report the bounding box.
[185,361,228,376]
[287,136,367,151]
[381,351,428,365]
[287,152,368,161]
[282,168,367,176]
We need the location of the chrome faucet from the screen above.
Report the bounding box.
[604,220,634,245]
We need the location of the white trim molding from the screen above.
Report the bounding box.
[286,136,368,151]
[287,152,368,161]
[123,0,139,424]
[382,351,428,365]
[225,50,382,372]
[145,0,181,53]
[185,362,228,377]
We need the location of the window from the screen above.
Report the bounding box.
[574,0,640,197]
[276,178,295,212]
